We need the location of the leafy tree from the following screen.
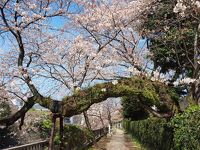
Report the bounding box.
[143,0,198,78]
[142,0,200,104]
[122,96,149,120]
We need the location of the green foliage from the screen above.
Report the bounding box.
[0,101,19,149]
[120,78,160,119]
[143,0,199,78]
[39,118,52,138]
[123,118,174,150]
[122,96,149,120]
[167,88,180,103]
[170,106,200,150]
[41,119,52,129]
[39,118,93,149]
[121,77,180,120]
[54,134,61,145]
[124,106,200,150]
[63,125,93,150]
[62,76,179,116]
[0,101,11,118]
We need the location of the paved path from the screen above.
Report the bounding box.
[92,129,139,150]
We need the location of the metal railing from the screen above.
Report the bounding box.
[83,127,108,148]
[2,139,49,150]
[93,127,108,139]
[112,121,123,129]
[3,127,108,150]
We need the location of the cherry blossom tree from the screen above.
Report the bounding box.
[0,1,183,149]
[0,0,157,128]
[35,0,158,139]
[87,98,122,129]
[0,1,160,148]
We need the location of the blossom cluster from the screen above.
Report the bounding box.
[174,0,200,17]
[173,77,197,86]
[73,0,155,32]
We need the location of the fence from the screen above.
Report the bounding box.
[82,127,108,149]
[2,139,49,150]
[93,127,108,139]
[112,121,122,129]
[2,127,108,150]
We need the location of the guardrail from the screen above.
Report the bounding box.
[93,127,108,139]
[3,127,108,150]
[112,121,122,129]
[82,127,108,149]
[2,139,49,150]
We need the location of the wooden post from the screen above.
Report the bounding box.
[60,115,64,150]
[108,124,111,134]
[48,113,57,150]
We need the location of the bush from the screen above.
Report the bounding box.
[123,118,174,150]
[123,106,200,150]
[171,106,200,150]
[39,118,93,149]
[0,101,11,118]
[63,125,93,150]
[39,118,52,138]
[0,101,19,149]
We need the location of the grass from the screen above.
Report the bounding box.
[29,108,50,115]
[127,134,147,150]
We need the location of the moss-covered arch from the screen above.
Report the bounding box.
[39,76,179,118]
[0,76,180,127]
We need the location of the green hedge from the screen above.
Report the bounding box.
[123,118,173,150]
[171,106,200,150]
[123,106,200,150]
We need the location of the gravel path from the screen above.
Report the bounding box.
[92,129,137,150]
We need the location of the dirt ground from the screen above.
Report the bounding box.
[92,129,141,150]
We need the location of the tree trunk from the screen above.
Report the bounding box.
[98,111,105,129]
[193,23,200,71]
[192,23,200,105]
[107,110,112,128]
[191,82,200,105]
[83,111,97,144]
[83,111,91,129]
[59,116,64,150]
[48,113,57,150]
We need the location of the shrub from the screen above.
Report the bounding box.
[39,118,93,149]
[0,101,11,118]
[123,106,200,150]
[170,106,200,150]
[123,118,173,150]
[39,118,52,138]
[0,101,19,149]
[63,125,93,150]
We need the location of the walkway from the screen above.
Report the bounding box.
[92,129,141,150]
